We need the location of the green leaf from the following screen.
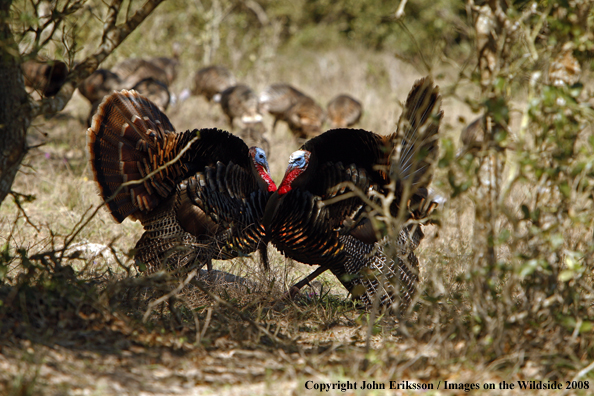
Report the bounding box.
[580,321,594,333]
[549,234,564,250]
[519,259,549,278]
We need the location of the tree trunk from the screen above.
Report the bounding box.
[0,1,31,206]
[0,0,166,207]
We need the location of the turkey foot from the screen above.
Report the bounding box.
[282,285,303,300]
[282,265,329,300]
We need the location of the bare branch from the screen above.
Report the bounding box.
[242,0,269,26]
[103,0,125,40]
[59,134,200,256]
[9,191,40,233]
[142,269,198,322]
[29,0,166,118]
[24,0,85,59]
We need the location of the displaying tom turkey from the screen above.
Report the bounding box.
[88,90,277,274]
[263,76,442,312]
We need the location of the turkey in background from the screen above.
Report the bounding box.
[184,65,237,103]
[258,83,307,134]
[326,94,363,128]
[21,59,68,97]
[258,83,326,139]
[282,96,326,140]
[218,84,263,129]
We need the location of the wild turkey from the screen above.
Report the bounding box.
[88,90,277,274]
[263,76,442,311]
[80,69,123,126]
[149,43,182,86]
[191,65,236,102]
[459,115,488,156]
[219,84,263,128]
[149,57,180,86]
[258,83,307,133]
[78,69,122,127]
[112,58,171,88]
[146,44,181,87]
[237,121,270,155]
[78,69,122,104]
[81,71,171,126]
[110,58,149,79]
[132,78,170,112]
[458,113,508,192]
[21,59,68,97]
[326,94,363,128]
[283,96,326,139]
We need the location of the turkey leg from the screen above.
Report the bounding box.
[285,264,329,299]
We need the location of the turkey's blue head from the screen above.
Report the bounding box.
[249,147,277,192]
[278,150,311,195]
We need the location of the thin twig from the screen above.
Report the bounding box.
[59,135,200,256]
[191,279,292,347]
[29,0,166,118]
[396,20,431,74]
[10,191,40,233]
[199,307,213,342]
[108,243,132,276]
[142,269,198,322]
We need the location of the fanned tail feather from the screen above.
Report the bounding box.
[390,76,443,192]
[87,90,195,222]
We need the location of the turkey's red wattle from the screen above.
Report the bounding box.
[278,168,304,195]
[256,164,277,192]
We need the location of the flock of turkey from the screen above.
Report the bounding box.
[23,57,363,142]
[23,56,443,313]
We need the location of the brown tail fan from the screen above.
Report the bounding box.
[87,90,195,223]
[390,76,443,193]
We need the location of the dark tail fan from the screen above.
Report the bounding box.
[390,76,443,192]
[87,90,196,223]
